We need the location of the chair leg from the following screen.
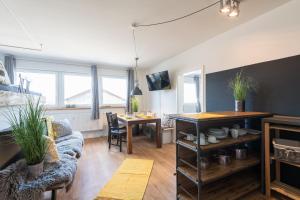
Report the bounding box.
[119,134,122,152]
[108,133,112,149]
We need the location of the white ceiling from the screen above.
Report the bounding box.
[0,0,290,68]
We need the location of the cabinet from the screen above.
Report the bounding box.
[173,111,271,200]
[263,116,300,200]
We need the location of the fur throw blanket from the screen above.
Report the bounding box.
[56,131,84,158]
[0,154,77,200]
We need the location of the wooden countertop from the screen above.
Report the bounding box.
[173,111,271,122]
[263,115,300,126]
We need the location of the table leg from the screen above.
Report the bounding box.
[156,120,162,148]
[127,124,133,154]
[51,190,57,200]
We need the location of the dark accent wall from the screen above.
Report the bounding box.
[206,54,300,187]
[207,55,300,116]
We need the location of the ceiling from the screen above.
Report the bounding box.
[0,0,290,68]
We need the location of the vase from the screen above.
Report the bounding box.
[28,160,44,178]
[235,100,245,112]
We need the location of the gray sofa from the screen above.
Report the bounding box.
[0,131,84,200]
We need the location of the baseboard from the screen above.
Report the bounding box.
[82,129,108,139]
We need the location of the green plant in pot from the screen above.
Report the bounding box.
[131,96,139,113]
[229,70,256,112]
[5,97,48,178]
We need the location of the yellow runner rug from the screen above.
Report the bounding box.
[95,159,154,200]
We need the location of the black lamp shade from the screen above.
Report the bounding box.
[131,86,143,96]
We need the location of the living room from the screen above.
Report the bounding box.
[0,0,300,200]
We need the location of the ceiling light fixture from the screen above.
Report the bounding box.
[220,0,231,14]
[131,57,143,96]
[228,0,240,17]
[130,1,241,88]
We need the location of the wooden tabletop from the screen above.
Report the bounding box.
[173,111,271,122]
[118,114,160,124]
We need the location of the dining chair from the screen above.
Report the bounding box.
[107,113,127,152]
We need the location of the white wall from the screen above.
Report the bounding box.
[141,0,300,115]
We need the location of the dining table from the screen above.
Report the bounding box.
[117,114,162,154]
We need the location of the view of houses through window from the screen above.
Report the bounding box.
[16,69,128,107]
[102,77,127,105]
[64,74,92,105]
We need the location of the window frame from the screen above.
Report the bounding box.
[16,67,128,109]
[99,75,128,107]
[16,69,59,107]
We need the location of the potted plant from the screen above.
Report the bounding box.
[229,70,256,112]
[131,96,139,113]
[5,97,48,178]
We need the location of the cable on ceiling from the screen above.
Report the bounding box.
[0,0,42,51]
[132,0,220,28]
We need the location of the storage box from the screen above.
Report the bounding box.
[273,138,300,164]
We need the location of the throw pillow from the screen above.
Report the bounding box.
[162,114,173,128]
[0,62,11,85]
[44,116,57,140]
[44,135,60,163]
[52,119,73,138]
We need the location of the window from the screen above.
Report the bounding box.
[16,71,57,105]
[64,74,91,105]
[184,82,197,104]
[102,77,127,105]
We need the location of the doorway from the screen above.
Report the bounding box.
[177,66,206,113]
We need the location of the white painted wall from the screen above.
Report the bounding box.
[141,0,300,115]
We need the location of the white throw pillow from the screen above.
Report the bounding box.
[52,119,73,138]
[0,62,11,85]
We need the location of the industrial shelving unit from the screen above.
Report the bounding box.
[174,112,271,200]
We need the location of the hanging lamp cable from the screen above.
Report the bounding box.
[132,29,138,59]
[132,28,139,83]
[132,0,220,28]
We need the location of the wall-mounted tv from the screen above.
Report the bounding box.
[146,70,171,91]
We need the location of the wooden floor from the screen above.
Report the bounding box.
[50,136,176,200]
[45,136,271,200]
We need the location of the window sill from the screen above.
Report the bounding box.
[46,105,126,111]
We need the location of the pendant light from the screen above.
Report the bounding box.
[228,0,240,17]
[220,0,231,14]
[131,57,143,96]
[131,26,143,96]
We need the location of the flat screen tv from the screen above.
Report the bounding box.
[146,70,171,91]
